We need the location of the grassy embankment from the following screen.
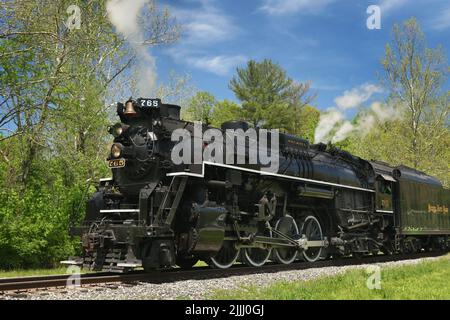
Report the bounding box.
[0,261,209,278]
[210,254,450,300]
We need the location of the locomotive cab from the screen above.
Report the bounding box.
[375,175,395,212]
[370,161,396,214]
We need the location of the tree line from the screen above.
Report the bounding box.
[0,0,448,270]
[0,0,180,269]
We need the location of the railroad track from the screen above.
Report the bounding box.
[0,251,445,293]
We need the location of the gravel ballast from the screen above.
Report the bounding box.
[4,255,445,300]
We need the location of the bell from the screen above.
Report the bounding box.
[124,100,138,117]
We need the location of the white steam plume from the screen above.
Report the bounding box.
[371,101,399,122]
[331,121,354,143]
[314,109,343,144]
[314,83,398,144]
[314,100,402,144]
[106,0,156,96]
[356,101,402,137]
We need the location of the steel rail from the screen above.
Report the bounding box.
[0,251,445,293]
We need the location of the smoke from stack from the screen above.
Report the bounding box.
[106,0,156,96]
[314,109,343,144]
[314,83,401,144]
[331,121,353,143]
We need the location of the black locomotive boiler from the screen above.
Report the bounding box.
[66,98,450,271]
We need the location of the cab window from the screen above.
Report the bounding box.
[378,181,392,195]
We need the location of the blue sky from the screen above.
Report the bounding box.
[153,0,450,113]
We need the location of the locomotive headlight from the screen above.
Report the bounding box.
[111,143,123,158]
[108,123,130,138]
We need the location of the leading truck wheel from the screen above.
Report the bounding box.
[208,241,240,269]
[301,215,324,262]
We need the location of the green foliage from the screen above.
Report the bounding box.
[0,179,82,269]
[346,19,449,186]
[293,105,320,142]
[183,91,218,125]
[379,18,449,171]
[210,255,450,300]
[210,100,242,127]
[0,129,108,269]
[182,92,243,128]
[0,267,76,278]
[346,118,450,187]
[229,59,314,131]
[0,0,177,269]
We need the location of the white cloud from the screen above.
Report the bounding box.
[166,1,244,76]
[334,83,382,110]
[430,7,450,30]
[188,55,247,76]
[171,6,239,44]
[260,0,335,16]
[379,0,410,14]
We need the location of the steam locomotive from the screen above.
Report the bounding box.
[67,98,450,272]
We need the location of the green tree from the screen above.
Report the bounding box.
[210,99,242,127]
[293,105,320,142]
[183,91,244,128]
[183,91,218,125]
[0,0,179,269]
[229,59,314,131]
[346,19,449,186]
[381,17,449,169]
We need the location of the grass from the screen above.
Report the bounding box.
[210,254,450,300]
[0,267,79,279]
[194,260,208,267]
[0,260,208,279]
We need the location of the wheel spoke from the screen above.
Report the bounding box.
[273,215,298,265]
[302,216,324,262]
[242,224,272,267]
[209,241,240,269]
